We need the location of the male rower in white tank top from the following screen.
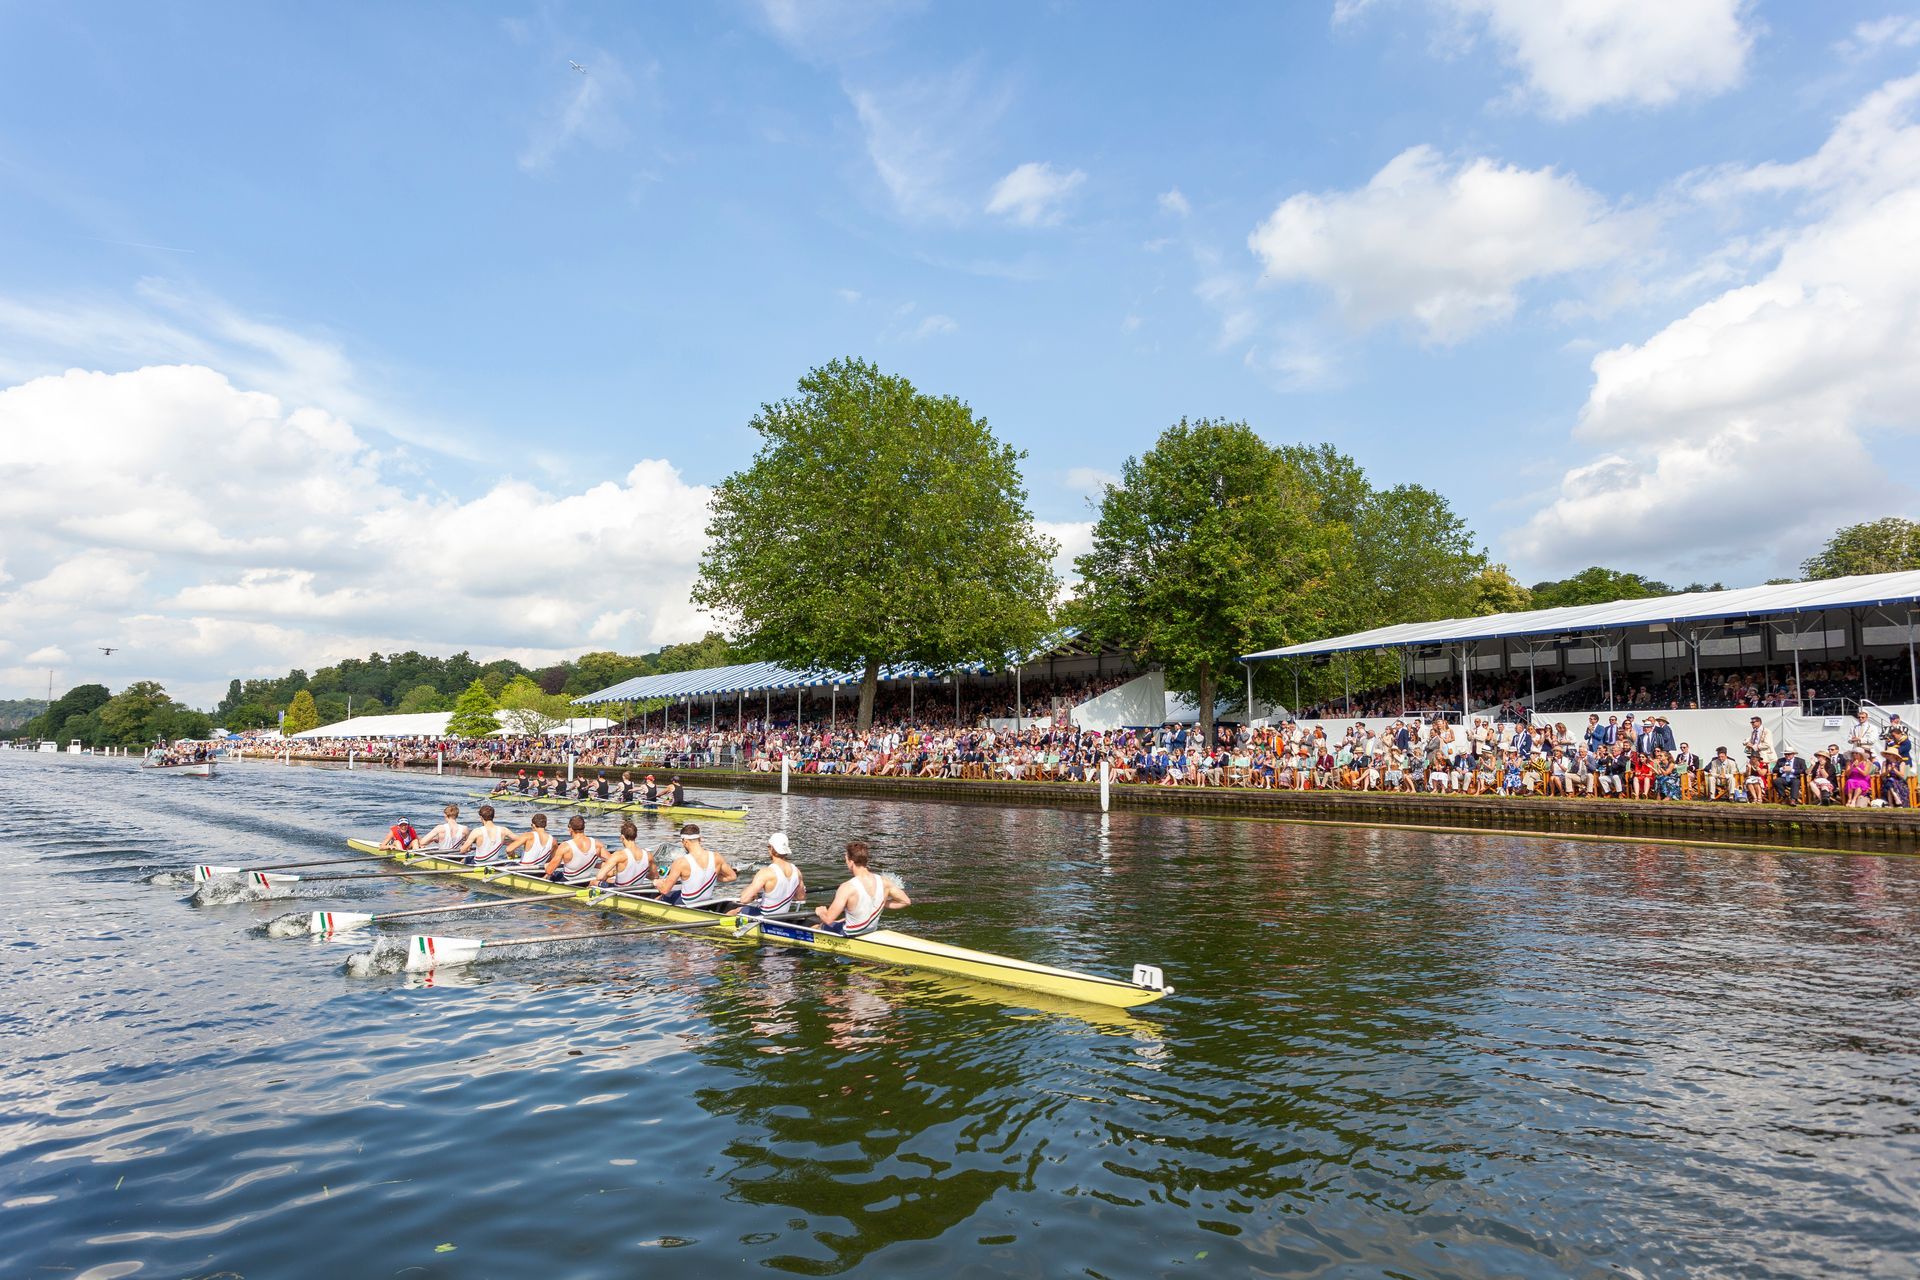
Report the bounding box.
[653,823,737,905]
[500,812,555,873]
[733,832,805,917]
[454,804,515,865]
[544,815,605,884]
[591,820,657,891]
[814,840,909,936]
[417,804,469,853]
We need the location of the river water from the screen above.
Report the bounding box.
[2,752,1916,1278]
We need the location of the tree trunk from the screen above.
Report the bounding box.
[857,655,881,732]
[1196,658,1215,747]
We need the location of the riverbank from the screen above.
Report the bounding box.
[241,752,1920,854]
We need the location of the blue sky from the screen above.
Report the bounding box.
[3,1,1919,703]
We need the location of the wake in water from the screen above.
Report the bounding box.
[190,878,286,906]
[259,911,322,938]
[343,937,412,977]
[147,870,194,887]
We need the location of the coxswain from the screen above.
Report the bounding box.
[814,840,908,936]
[378,817,419,851]
[617,771,636,804]
[416,804,470,853]
[500,812,555,874]
[515,769,530,795]
[591,820,656,891]
[652,823,737,905]
[455,804,515,866]
[733,832,805,918]
[488,776,513,797]
[543,815,605,884]
[534,770,550,798]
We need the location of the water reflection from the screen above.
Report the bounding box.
[1,754,1917,1278]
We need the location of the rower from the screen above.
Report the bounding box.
[653,822,737,906]
[416,804,470,853]
[454,804,515,866]
[591,820,656,891]
[666,775,687,807]
[594,773,611,801]
[377,817,419,851]
[642,774,660,806]
[534,770,550,798]
[617,771,636,804]
[515,769,530,795]
[544,815,605,884]
[500,812,555,874]
[574,775,591,801]
[733,832,805,918]
[815,840,908,936]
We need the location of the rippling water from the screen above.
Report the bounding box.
[3,752,1917,1278]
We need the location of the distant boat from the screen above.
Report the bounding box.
[143,754,216,778]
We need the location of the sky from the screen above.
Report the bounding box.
[3,0,1919,707]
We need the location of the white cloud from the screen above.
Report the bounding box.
[847,66,1011,220]
[1158,187,1192,217]
[1248,144,1636,342]
[24,646,70,666]
[986,162,1087,227]
[1837,15,1920,59]
[912,313,958,339]
[518,52,639,173]
[1340,0,1754,119]
[0,364,715,705]
[1511,74,1920,576]
[1035,519,1094,587]
[1065,467,1119,497]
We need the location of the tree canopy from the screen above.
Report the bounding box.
[1801,516,1920,580]
[446,680,501,739]
[694,357,1058,730]
[282,689,320,736]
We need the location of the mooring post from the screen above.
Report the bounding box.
[1099,759,1111,812]
[781,753,790,795]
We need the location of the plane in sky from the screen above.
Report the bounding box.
[569,60,586,74]
[99,646,117,656]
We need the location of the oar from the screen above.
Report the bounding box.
[191,851,448,881]
[405,917,734,971]
[310,894,582,934]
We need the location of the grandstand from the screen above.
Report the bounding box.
[1242,570,1920,755]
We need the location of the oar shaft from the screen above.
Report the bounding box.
[482,918,728,949]
[295,866,487,883]
[375,895,576,923]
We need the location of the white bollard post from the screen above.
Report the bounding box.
[781,754,790,795]
[348,748,355,770]
[436,749,443,776]
[1099,759,1111,812]
[566,752,574,784]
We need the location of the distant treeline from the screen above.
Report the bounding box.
[0,698,48,731]
[213,633,737,730]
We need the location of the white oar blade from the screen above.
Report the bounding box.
[250,871,300,886]
[310,910,374,935]
[406,935,484,972]
[193,864,243,882]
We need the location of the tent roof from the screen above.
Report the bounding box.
[1242,570,1920,661]
[573,658,987,705]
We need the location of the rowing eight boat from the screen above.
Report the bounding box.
[465,790,749,821]
[339,838,1171,1009]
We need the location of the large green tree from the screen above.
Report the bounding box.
[1529,567,1673,610]
[446,679,501,738]
[1802,516,1920,579]
[694,358,1058,730]
[496,675,576,736]
[1076,419,1338,742]
[96,681,209,745]
[282,689,321,736]
[23,684,109,740]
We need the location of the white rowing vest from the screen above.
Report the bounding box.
[556,837,599,880]
[761,861,802,912]
[471,824,507,862]
[514,831,554,870]
[606,843,651,888]
[429,821,469,851]
[842,873,885,935]
[676,847,719,902]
